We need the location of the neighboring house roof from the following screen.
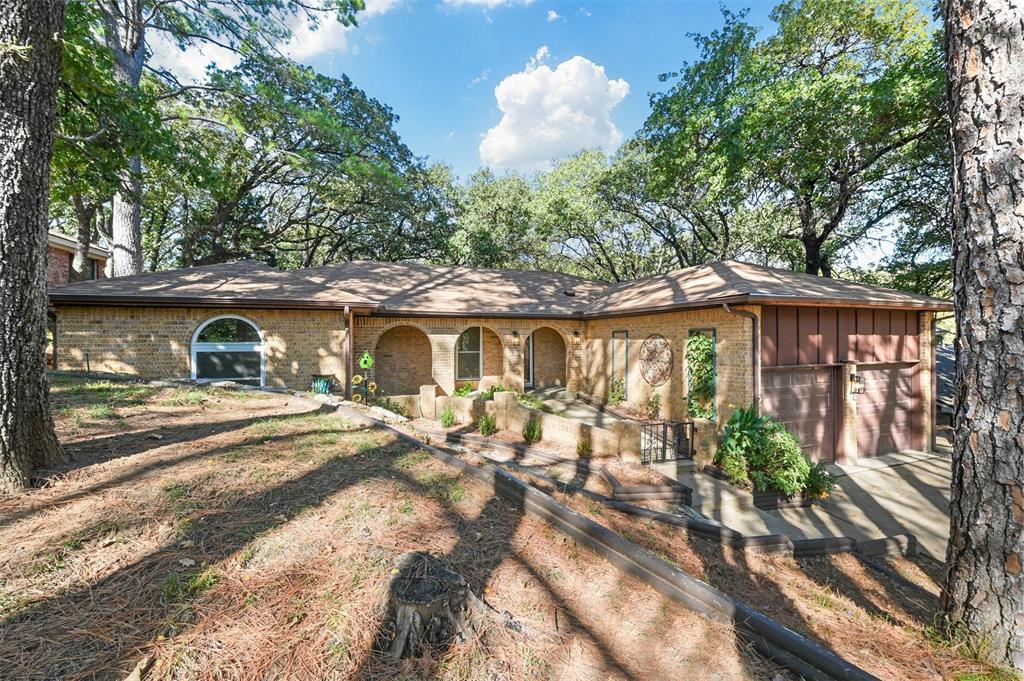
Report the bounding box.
[47,231,109,260]
[590,260,953,315]
[48,260,376,310]
[49,258,953,315]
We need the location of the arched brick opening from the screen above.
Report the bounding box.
[374,325,434,396]
[532,326,567,388]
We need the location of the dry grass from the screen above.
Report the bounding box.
[0,376,780,680]
[505,468,1014,681]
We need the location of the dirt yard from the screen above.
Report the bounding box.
[0,375,782,681]
[501,466,1013,681]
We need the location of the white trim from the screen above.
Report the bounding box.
[456,326,483,381]
[191,314,266,387]
[524,333,535,388]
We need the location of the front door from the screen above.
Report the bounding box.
[524,333,535,388]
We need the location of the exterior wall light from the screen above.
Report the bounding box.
[849,373,865,395]
[573,330,581,344]
[511,330,520,345]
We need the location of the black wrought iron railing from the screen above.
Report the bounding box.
[640,420,695,464]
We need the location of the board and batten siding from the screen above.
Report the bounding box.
[760,306,921,367]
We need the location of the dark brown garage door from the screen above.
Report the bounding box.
[856,363,922,456]
[762,367,836,463]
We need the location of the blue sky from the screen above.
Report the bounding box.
[326,0,778,180]
[155,0,778,181]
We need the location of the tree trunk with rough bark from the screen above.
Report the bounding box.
[943,0,1024,671]
[101,0,145,277]
[0,0,68,493]
[70,193,95,281]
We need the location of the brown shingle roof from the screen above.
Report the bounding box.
[48,260,375,310]
[302,261,607,317]
[589,260,953,314]
[48,258,952,314]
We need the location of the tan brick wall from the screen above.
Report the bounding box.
[354,316,584,395]
[54,305,347,391]
[583,306,757,423]
[373,325,432,396]
[532,326,567,387]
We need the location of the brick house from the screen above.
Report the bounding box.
[47,230,108,284]
[48,259,952,464]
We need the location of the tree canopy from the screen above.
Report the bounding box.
[49,0,952,296]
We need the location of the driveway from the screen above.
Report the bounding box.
[814,452,952,561]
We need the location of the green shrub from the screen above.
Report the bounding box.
[576,437,593,458]
[607,379,626,407]
[375,397,408,418]
[453,384,474,397]
[439,407,457,428]
[516,392,553,413]
[644,392,662,420]
[479,384,507,400]
[715,405,826,497]
[478,412,497,436]
[522,416,543,444]
[805,462,837,498]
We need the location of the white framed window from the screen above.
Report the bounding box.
[191,315,265,386]
[456,327,482,381]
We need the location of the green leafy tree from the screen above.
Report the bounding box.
[93,0,365,276]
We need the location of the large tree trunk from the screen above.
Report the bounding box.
[103,0,145,277]
[0,0,68,493]
[943,0,1024,671]
[70,193,95,281]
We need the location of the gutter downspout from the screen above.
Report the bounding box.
[723,304,760,413]
[344,305,353,401]
[931,312,954,452]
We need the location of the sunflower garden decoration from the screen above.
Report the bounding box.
[351,351,378,404]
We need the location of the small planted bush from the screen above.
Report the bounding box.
[516,392,553,413]
[522,416,543,444]
[375,397,408,418]
[576,437,592,458]
[715,405,834,498]
[607,379,626,407]
[453,384,474,397]
[478,412,497,436]
[479,384,507,401]
[644,391,662,420]
[439,407,457,428]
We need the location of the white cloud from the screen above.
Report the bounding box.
[149,33,241,83]
[546,9,561,21]
[579,7,591,17]
[468,68,490,87]
[443,0,533,7]
[479,49,629,170]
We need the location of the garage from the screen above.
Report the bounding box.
[761,367,837,463]
[856,363,922,456]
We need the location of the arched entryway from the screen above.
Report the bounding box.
[454,326,504,389]
[374,325,434,396]
[526,326,566,388]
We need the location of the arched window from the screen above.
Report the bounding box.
[191,315,265,386]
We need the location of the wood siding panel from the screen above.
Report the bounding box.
[761,305,778,367]
[874,310,892,362]
[777,307,799,366]
[857,309,875,363]
[838,308,857,362]
[819,308,838,364]
[891,310,907,361]
[798,307,819,365]
[904,311,920,361]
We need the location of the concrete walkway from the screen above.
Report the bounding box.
[525,387,627,430]
[655,451,952,561]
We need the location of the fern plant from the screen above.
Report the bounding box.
[522,416,543,444]
[439,407,456,428]
[477,412,496,436]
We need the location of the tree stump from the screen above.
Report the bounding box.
[377,551,489,660]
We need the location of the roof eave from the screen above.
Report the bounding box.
[49,293,377,312]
